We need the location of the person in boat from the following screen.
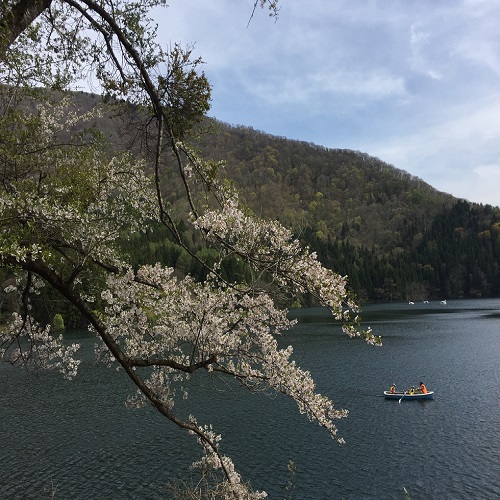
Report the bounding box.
[419,382,427,394]
[409,386,415,395]
[390,384,396,394]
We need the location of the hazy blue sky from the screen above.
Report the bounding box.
[158,0,500,207]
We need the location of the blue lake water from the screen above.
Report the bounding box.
[1,298,499,499]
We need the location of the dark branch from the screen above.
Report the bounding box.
[128,354,217,372]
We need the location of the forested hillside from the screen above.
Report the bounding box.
[194,122,456,251]
[117,117,500,304]
[2,93,500,329]
[66,96,500,301]
[190,122,500,301]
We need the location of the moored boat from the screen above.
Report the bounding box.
[384,390,434,400]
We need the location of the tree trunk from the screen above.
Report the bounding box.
[0,0,52,59]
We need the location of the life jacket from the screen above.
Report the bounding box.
[420,384,427,394]
[390,385,396,393]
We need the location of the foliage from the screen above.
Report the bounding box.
[52,313,65,332]
[111,121,500,303]
[0,1,377,498]
[189,123,500,302]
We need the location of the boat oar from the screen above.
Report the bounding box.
[399,391,407,404]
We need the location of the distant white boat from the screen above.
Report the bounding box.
[423,300,429,304]
[409,301,414,305]
[440,300,447,305]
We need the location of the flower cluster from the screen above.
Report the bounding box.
[0,148,157,270]
[96,262,350,446]
[189,416,268,499]
[0,312,81,379]
[194,197,380,345]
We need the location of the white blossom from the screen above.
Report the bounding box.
[0,24,381,495]
[0,313,81,379]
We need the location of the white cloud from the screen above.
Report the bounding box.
[244,68,407,107]
[368,93,500,206]
[409,23,442,80]
[156,0,500,207]
[473,164,500,179]
[454,38,500,76]
[444,167,500,207]
[310,69,407,98]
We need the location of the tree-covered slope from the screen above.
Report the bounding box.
[189,122,500,301]
[193,122,458,253]
[3,91,499,309]
[117,117,500,303]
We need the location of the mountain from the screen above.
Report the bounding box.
[193,122,456,250]
[6,91,500,309]
[187,121,500,301]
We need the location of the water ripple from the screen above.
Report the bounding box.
[1,298,500,498]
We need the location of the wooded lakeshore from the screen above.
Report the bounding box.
[1,2,499,498]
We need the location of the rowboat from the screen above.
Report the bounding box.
[384,391,434,400]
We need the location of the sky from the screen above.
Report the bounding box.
[156,0,500,207]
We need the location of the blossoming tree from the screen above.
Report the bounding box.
[0,1,379,497]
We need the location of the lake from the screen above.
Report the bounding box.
[1,298,499,499]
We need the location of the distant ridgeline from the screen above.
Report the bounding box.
[120,120,500,304]
[189,121,500,302]
[2,93,499,329]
